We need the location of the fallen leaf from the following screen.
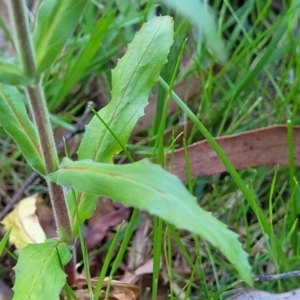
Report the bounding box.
[1,194,46,249]
[122,259,154,284]
[88,197,116,228]
[122,219,153,284]
[61,276,139,300]
[83,206,130,256]
[127,219,152,271]
[228,288,300,300]
[166,125,300,181]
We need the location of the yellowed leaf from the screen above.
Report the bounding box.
[1,194,46,249]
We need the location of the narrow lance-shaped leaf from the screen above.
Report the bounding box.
[33,0,87,72]
[49,158,252,285]
[13,240,71,299]
[0,60,33,85]
[77,16,174,163]
[0,85,46,175]
[67,16,174,235]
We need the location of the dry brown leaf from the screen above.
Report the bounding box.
[122,219,154,284]
[84,206,130,255]
[228,288,300,300]
[122,259,154,284]
[88,197,116,228]
[62,276,139,300]
[1,194,46,249]
[166,125,300,181]
[127,219,151,270]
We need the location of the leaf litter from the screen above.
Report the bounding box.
[61,276,140,300]
[166,125,300,181]
[3,123,300,299]
[3,117,300,299]
[1,194,46,249]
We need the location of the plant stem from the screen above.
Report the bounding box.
[47,177,73,244]
[6,0,36,76]
[6,0,73,245]
[25,83,59,172]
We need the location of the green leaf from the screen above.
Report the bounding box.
[160,0,227,64]
[0,225,12,256]
[67,16,174,235]
[0,85,46,175]
[49,158,252,285]
[13,240,71,300]
[49,9,116,110]
[66,190,98,237]
[33,0,87,72]
[77,16,174,163]
[0,60,32,85]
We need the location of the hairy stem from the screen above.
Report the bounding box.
[6,0,36,76]
[6,0,74,246]
[25,83,59,172]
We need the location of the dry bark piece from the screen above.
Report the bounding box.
[166,125,300,181]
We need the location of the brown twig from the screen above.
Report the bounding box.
[0,172,38,220]
[253,270,300,282]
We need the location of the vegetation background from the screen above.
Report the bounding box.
[1,0,300,299]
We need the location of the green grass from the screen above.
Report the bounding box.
[1,0,300,299]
